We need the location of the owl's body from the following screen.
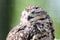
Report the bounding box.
[6,6,54,40]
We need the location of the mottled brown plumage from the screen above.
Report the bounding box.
[6,6,55,40]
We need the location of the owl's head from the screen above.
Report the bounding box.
[21,6,48,22]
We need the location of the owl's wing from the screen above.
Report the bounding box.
[42,19,55,40]
[6,24,27,40]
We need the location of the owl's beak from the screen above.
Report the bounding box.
[27,15,34,20]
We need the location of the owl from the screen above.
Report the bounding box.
[6,6,55,40]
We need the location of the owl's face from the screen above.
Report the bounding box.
[21,6,47,22]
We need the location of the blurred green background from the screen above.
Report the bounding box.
[0,0,60,40]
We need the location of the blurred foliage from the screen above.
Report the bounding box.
[0,0,60,40]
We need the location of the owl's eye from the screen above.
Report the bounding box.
[28,16,34,20]
[32,11,40,14]
[35,7,39,9]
